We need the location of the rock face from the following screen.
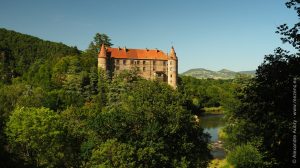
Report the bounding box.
[182,68,255,79]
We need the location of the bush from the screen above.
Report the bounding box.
[227,144,263,168]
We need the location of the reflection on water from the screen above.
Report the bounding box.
[199,114,225,142]
[199,114,226,159]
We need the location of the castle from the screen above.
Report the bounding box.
[98,44,178,88]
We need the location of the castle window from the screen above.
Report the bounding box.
[137,67,140,71]
[123,60,126,65]
[153,61,156,65]
[143,67,146,71]
[131,60,134,64]
[163,61,167,66]
[143,61,146,64]
[153,67,155,71]
[170,67,173,71]
[171,74,172,77]
[170,61,172,65]
[116,60,119,64]
[137,60,140,64]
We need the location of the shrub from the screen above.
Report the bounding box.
[227,143,263,168]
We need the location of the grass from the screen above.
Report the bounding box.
[209,158,233,168]
[203,106,224,115]
[218,128,228,141]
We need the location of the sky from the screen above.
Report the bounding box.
[0,0,298,73]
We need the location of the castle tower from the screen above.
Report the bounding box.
[168,46,178,89]
[98,44,107,70]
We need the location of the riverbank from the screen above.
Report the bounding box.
[209,158,232,168]
[202,106,224,115]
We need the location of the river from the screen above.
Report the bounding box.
[199,114,226,159]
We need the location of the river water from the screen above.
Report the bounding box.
[199,114,226,159]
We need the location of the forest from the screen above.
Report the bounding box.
[0,1,299,168]
[0,27,216,167]
[1,26,241,167]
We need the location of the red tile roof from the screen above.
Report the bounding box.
[105,47,169,60]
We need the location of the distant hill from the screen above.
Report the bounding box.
[0,28,80,81]
[181,68,255,79]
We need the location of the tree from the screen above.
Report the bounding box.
[0,28,79,78]
[178,76,240,114]
[91,68,109,111]
[0,48,15,84]
[87,33,113,55]
[86,139,136,168]
[276,0,300,50]
[93,33,113,48]
[25,59,53,89]
[5,107,66,167]
[235,45,299,165]
[0,84,30,167]
[51,56,86,107]
[60,106,94,167]
[224,1,300,167]
[87,71,212,168]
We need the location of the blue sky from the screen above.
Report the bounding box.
[0,0,298,73]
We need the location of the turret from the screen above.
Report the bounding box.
[169,46,177,60]
[98,44,107,70]
[168,46,178,89]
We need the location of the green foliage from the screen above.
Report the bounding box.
[227,144,264,168]
[5,107,65,167]
[1,1,297,167]
[0,84,31,167]
[218,128,227,141]
[93,33,113,48]
[29,61,52,89]
[0,48,15,84]
[60,106,94,167]
[179,76,246,114]
[224,1,300,167]
[0,28,80,81]
[225,48,300,166]
[49,55,100,109]
[203,107,224,114]
[86,33,113,56]
[86,71,212,168]
[276,0,300,49]
[208,159,232,168]
[0,30,213,168]
[93,68,109,110]
[87,139,136,168]
[0,84,27,119]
